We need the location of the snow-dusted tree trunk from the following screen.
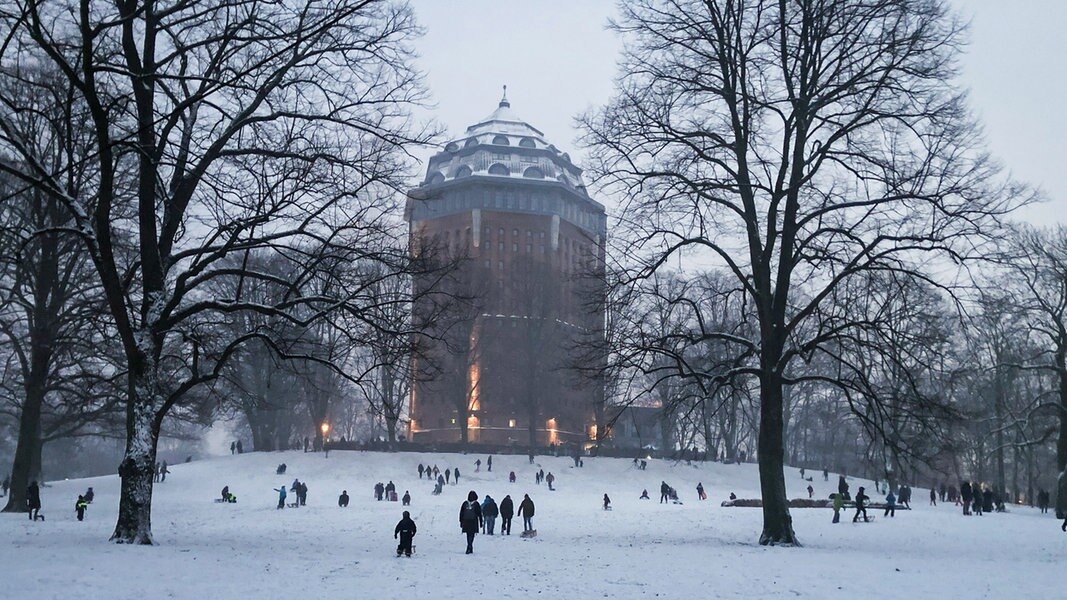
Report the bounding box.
[112,367,162,544]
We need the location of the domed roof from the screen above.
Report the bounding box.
[420,88,589,193]
[464,88,545,139]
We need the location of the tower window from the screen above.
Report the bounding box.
[522,166,545,179]
[492,135,510,145]
[488,163,510,176]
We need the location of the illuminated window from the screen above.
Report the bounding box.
[509,419,516,428]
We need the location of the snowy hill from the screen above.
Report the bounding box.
[1,451,1063,599]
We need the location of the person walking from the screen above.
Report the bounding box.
[236,440,243,454]
[483,495,499,535]
[75,495,88,521]
[518,493,535,533]
[852,486,869,523]
[807,484,814,499]
[27,480,41,521]
[930,488,937,506]
[697,483,707,500]
[475,459,482,473]
[660,481,670,504]
[445,468,451,485]
[603,493,611,510]
[487,455,493,472]
[884,489,896,518]
[418,464,425,479]
[160,461,169,483]
[395,511,417,557]
[832,492,844,523]
[545,472,554,491]
[402,491,411,506]
[460,491,484,554]
[500,494,514,535]
[454,467,461,484]
[230,441,236,455]
[960,481,972,515]
[339,490,349,507]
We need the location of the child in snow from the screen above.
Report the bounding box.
[75,495,88,521]
[274,484,287,509]
[395,511,417,557]
[402,491,411,506]
[853,487,869,522]
[832,492,844,523]
[509,471,516,483]
[339,490,350,507]
[884,490,896,517]
[697,483,707,500]
[640,490,650,500]
[603,494,611,510]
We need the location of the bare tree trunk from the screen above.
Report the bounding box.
[2,346,48,513]
[111,364,160,544]
[758,366,796,545]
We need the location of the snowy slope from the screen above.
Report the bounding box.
[1,451,1063,599]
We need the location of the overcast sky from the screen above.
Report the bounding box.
[409,0,1066,224]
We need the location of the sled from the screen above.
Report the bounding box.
[287,502,299,508]
[520,529,538,539]
[852,516,876,523]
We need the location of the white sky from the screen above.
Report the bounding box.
[409,0,1066,224]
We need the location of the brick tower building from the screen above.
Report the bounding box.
[406,92,606,448]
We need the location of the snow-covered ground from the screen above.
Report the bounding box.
[2,451,1063,599]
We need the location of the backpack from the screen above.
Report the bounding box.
[461,501,476,523]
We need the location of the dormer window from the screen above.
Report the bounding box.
[488,163,510,176]
[518,137,536,148]
[522,167,545,179]
[492,135,510,145]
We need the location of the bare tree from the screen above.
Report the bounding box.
[582,0,1020,544]
[1000,225,1067,515]
[0,65,121,513]
[0,0,435,543]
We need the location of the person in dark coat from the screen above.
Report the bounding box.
[852,486,869,523]
[395,510,417,557]
[884,490,896,518]
[27,480,41,521]
[454,468,461,484]
[838,475,849,500]
[1038,489,1049,514]
[982,488,994,513]
[402,491,411,506]
[444,468,451,484]
[483,495,499,534]
[418,464,425,479]
[499,494,515,535]
[960,481,972,515]
[603,493,611,510]
[460,490,484,554]
[697,483,706,500]
[660,481,670,504]
[75,495,88,521]
[339,490,349,507]
[84,487,95,504]
[807,484,814,499]
[236,440,243,454]
[375,482,385,501]
[518,493,535,532]
[487,455,493,472]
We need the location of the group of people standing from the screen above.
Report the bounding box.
[459,490,535,554]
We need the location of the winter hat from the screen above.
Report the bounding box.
[468,490,478,502]
[403,511,410,518]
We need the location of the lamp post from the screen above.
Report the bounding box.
[321,422,330,457]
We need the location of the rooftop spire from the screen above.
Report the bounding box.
[499,84,510,108]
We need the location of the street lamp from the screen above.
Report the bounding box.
[321,422,330,458]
